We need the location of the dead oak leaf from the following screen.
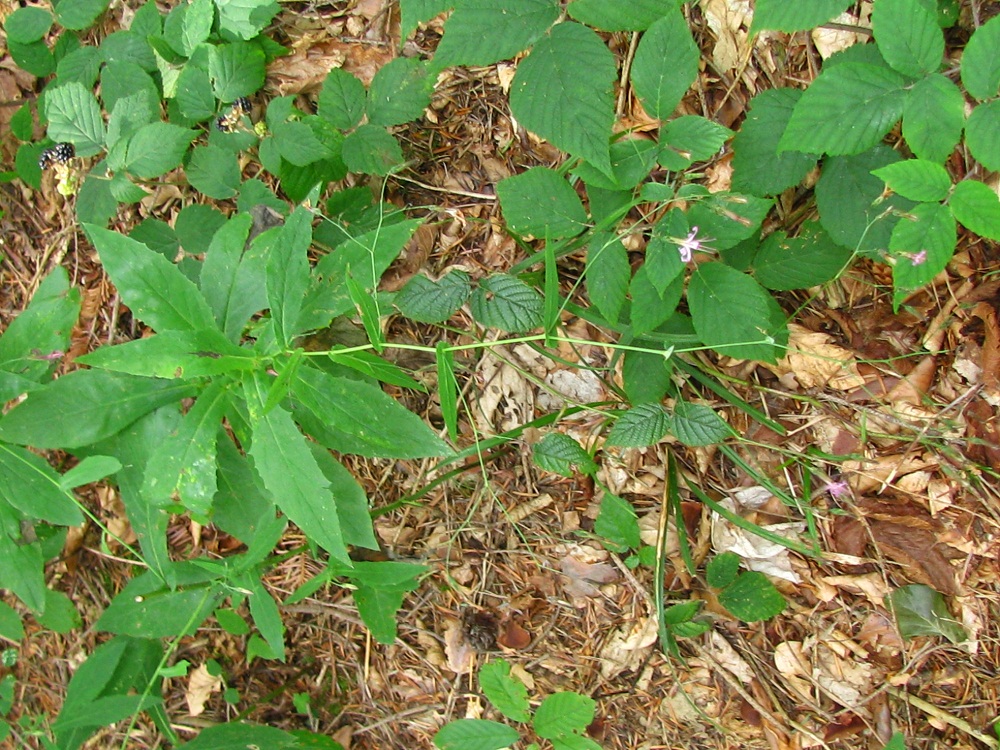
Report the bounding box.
[559,555,619,599]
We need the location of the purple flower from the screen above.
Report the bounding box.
[910,249,927,266]
[677,226,700,263]
[824,480,850,498]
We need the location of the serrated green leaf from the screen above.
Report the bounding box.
[686,190,772,250]
[533,692,595,739]
[368,57,432,127]
[0,370,192,450]
[100,60,158,117]
[965,100,1000,172]
[175,64,217,121]
[83,224,220,333]
[533,433,597,477]
[752,222,853,291]
[751,0,851,32]
[308,445,378,549]
[780,63,909,156]
[200,213,269,341]
[97,567,224,637]
[890,202,956,308]
[101,29,157,72]
[663,600,701,625]
[266,207,312,346]
[479,660,530,723]
[595,492,641,549]
[706,551,740,588]
[949,179,1000,241]
[9,38,55,77]
[434,719,519,750]
[243,373,350,564]
[887,584,966,643]
[872,0,943,77]
[718,571,786,621]
[644,229,686,296]
[214,0,281,40]
[567,0,676,31]
[124,122,196,179]
[469,274,544,332]
[209,41,266,101]
[187,144,242,200]
[689,262,787,363]
[961,14,1000,100]
[327,347,425,392]
[661,115,733,165]
[572,137,658,191]
[37,589,81,633]
[622,350,671,405]
[244,576,285,661]
[56,45,103,87]
[4,7,54,44]
[497,167,588,239]
[434,0,558,68]
[732,88,819,197]
[317,68,367,131]
[669,400,731,446]
[292,365,451,458]
[43,82,106,157]
[511,21,615,177]
[630,8,699,121]
[394,270,471,323]
[400,0,453,40]
[181,0,214,55]
[272,120,333,167]
[585,233,630,325]
[606,403,669,447]
[54,0,109,30]
[0,601,25,642]
[628,265,683,337]
[872,159,951,202]
[902,73,964,163]
[342,124,404,176]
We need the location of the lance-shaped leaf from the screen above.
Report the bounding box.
[266,207,313,346]
[0,443,83,526]
[78,329,256,379]
[200,213,269,342]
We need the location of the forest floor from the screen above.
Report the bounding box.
[2,1,1000,749]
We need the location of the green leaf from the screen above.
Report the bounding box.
[567,0,675,31]
[669,400,731,446]
[266,207,312,346]
[184,724,299,749]
[872,158,952,202]
[751,0,852,32]
[0,527,44,613]
[595,492,641,550]
[511,21,615,177]
[53,0,109,30]
[630,7,700,121]
[4,7,54,44]
[187,145,241,199]
[213,438,278,544]
[56,45,103,87]
[732,88,819,197]
[890,202,956,308]
[245,576,285,661]
[36,589,81,633]
[100,61,158,118]
[243,373,350,564]
[9,39,55,77]
[661,115,733,165]
[886,583,965,643]
[686,190,772,250]
[308,446,378,549]
[752,222,853,291]
[965,100,1000,172]
[585,233,630,325]
[175,64,217,121]
[606,403,669,448]
[141,381,228,515]
[75,174,118,227]
[400,0,453,40]
[342,124,404,176]
[628,265,683,337]
[328,347,426,392]
[780,63,909,156]
[436,342,459,442]
[434,0,559,68]
[434,719,520,750]
[291,365,450,458]
[882,732,907,750]
[367,57,432,127]
[77,330,254,379]
[100,29,157,72]
[317,68,367,131]
[902,73,964,163]
[0,370,193,449]
[533,433,597,477]
[718,571,786,622]
[497,167,588,239]
[871,0,943,77]
[271,120,331,167]
[688,262,787,363]
[0,443,82,526]
[98,566,224,637]
[181,0,214,55]
[345,269,384,351]
[394,270,471,323]
[573,137,658,191]
[0,601,24,642]
[84,224,220,333]
[351,576,417,644]
[949,179,1000,241]
[533,692,596,739]
[706,551,740,588]
[0,266,80,402]
[816,146,915,255]
[200,213,268,341]
[479,660,530,722]
[58,455,122,490]
[214,0,281,41]
[622,350,671,405]
[469,274,544,332]
[43,82,106,157]
[123,122,195,179]
[209,41,266,101]
[961,14,1000,100]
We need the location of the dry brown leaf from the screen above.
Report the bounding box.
[559,552,619,599]
[185,664,222,717]
[769,324,866,390]
[443,618,474,674]
[711,495,804,583]
[598,616,658,678]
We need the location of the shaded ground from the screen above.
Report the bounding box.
[2,1,1000,749]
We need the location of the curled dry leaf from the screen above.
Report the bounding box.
[711,496,804,583]
[443,618,475,675]
[186,664,222,717]
[769,324,866,390]
[599,616,658,679]
[559,550,619,599]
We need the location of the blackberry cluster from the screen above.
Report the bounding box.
[215,96,253,132]
[38,142,75,171]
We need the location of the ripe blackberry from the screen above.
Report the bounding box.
[38,142,75,170]
[233,96,251,114]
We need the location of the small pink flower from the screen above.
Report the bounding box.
[824,480,850,498]
[677,226,700,263]
[910,249,927,266]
